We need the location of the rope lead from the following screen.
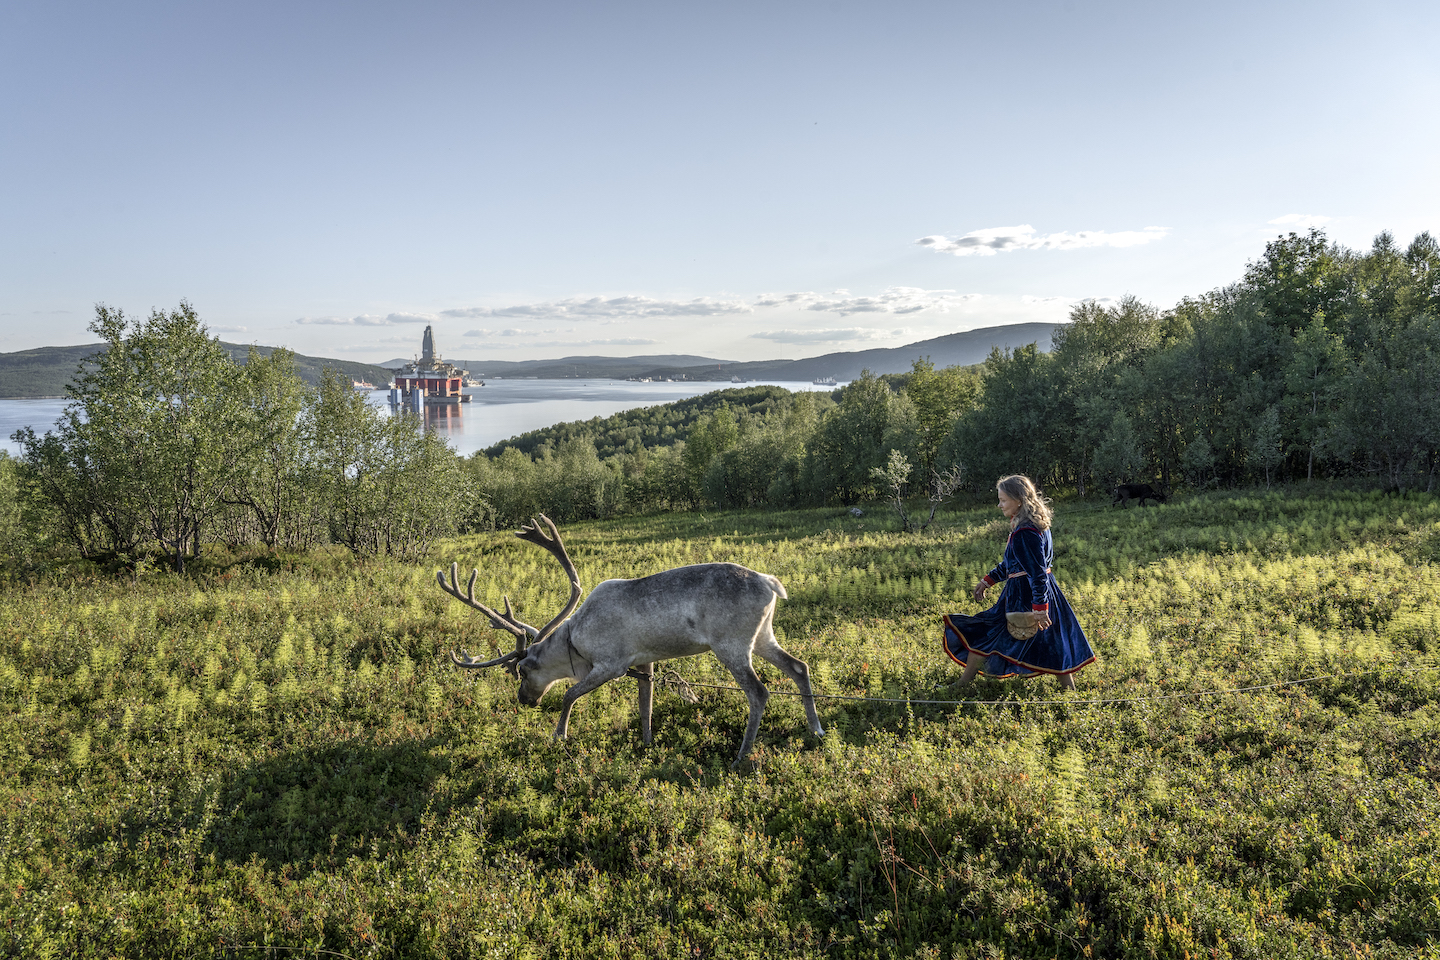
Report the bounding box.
[644,663,1424,708]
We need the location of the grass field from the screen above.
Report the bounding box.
[2,489,1438,958]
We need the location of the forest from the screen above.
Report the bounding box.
[2,227,1437,573]
[465,227,1440,527]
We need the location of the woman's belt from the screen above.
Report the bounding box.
[1007,568,1052,578]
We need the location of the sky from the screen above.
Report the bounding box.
[2,0,1438,364]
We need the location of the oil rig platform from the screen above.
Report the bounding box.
[388,325,473,414]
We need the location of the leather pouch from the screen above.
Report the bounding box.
[1005,611,1042,641]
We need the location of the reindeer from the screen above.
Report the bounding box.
[438,516,825,767]
[1112,483,1167,508]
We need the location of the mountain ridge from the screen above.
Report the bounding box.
[381,322,1060,381]
[1,322,1060,397]
[0,343,395,398]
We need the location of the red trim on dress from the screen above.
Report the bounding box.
[941,614,1096,677]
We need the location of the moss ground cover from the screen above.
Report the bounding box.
[1,489,1438,958]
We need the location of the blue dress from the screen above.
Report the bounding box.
[942,524,1096,678]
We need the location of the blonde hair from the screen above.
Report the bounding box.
[997,474,1052,531]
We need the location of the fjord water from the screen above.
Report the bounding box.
[0,398,68,455]
[1,380,840,459]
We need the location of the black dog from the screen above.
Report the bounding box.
[1112,483,1166,507]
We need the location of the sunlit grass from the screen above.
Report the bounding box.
[1,488,1438,957]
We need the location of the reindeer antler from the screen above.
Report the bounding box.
[437,562,532,674]
[514,515,583,642]
[436,514,585,674]
[436,562,531,638]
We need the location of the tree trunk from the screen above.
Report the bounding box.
[1307,391,1318,481]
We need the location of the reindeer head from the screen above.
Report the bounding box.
[438,515,583,683]
[513,619,586,706]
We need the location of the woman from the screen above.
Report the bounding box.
[943,475,1095,690]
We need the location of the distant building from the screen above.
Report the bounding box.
[390,326,471,407]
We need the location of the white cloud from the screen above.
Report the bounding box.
[1268,213,1332,229]
[463,327,575,338]
[295,313,434,326]
[442,296,752,321]
[754,287,981,317]
[210,325,248,333]
[749,328,912,345]
[462,337,662,349]
[304,288,975,336]
[331,336,424,351]
[294,285,1056,360]
[1021,294,1127,312]
[917,225,1168,257]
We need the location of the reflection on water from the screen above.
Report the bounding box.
[2,380,843,459]
[420,403,463,425]
[413,401,466,443]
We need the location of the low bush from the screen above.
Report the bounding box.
[0,489,1437,957]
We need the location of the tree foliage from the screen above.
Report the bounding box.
[13,226,1439,562]
[11,304,473,567]
[463,227,1440,522]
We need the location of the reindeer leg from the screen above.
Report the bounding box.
[754,639,825,737]
[716,653,770,768]
[636,661,654,745]
[553,667,624,740]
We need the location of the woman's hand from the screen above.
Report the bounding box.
[1034,611,1052,631]
[973,580,989,603]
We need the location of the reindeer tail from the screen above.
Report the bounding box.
[762,574,788,600]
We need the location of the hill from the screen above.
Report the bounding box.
[377,353,726,378]
[480,384,809,458]
[2,322,1060,396]
[0,343,395,398]
[419,322,1059,381]
[710,322,1060,382]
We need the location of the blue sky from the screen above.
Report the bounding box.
[2,0,1437,363]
